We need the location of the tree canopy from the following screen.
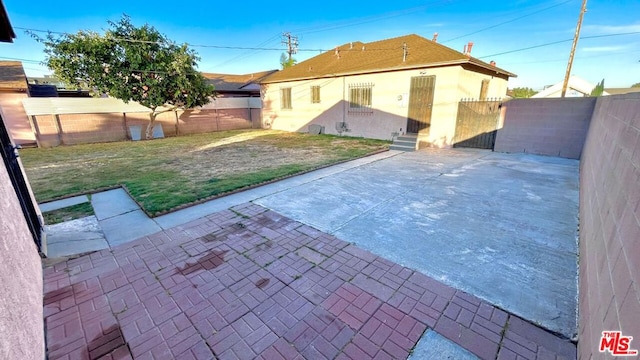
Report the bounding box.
[632,82,640,88]
[590,79,605,97]
[509,87,538,98]
[34,15,215,138]
[279,53,297,69]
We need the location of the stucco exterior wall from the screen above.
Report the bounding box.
[262,66,508,146]
[494,98,596,159]
[0,90,36,145]
[578,93,640,359]
[0,154,45,359]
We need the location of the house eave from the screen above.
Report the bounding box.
[261,59,516,84]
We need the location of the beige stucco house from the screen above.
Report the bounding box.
[260,34,515,147]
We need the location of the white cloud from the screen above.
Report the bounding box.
[581,45,628,53]
[583,23,640,34]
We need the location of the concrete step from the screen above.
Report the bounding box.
[393,140,417,147]
[390,144,415,152]
[391,133,418,152]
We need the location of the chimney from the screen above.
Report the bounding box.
[490,60,496,67]
[432,32,439,42]
[463,42,474,56]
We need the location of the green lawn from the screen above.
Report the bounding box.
[21,130,389,216]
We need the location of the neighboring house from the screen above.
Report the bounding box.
[203,70,277,98]
[0,61,36,145]
[27,75,91,97]
[260,34,515,146]
[604,87,640,96]
[532,75,609,98]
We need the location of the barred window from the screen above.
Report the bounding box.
[348,83,373,115]
[311,86,321,104]
[280,87,292,109]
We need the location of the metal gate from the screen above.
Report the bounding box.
[406,76,435,134]
[453,98,502,150]
[0,112,43,251]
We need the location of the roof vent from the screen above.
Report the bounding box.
[335,47,340,59]
[432,32,439,42]
[490,61,496,67]
[350,42,353,49]
[362,46,365,51]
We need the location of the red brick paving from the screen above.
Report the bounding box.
[43,203,576,359]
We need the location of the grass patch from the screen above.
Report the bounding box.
[21,129,389,216]
[42,202,95,225]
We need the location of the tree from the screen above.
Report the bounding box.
[632,82,640,88]
[510,87,538,98]
[34,15,215,139]
[590,79,605,97]
[279,53,297,69]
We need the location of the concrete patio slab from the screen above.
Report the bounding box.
[255,149,579,338]
[409,330,479,359]
[99,209,162,247]
[44,216,108,258]
[91,188,140,220]
[42,203,576,360]
[39,195,89,213]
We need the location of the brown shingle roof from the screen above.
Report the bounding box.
[202,70,278,91]
[262,34,515,83]
[0,61,28,90]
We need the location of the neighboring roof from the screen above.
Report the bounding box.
[532,75,608,98]
[202,70,278,92]
[0,61,28,90]
[604,87,640,95]
[262,34,516,83]
[0,0,15,43]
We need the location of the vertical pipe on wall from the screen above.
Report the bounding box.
[122,113,129,140]
[174,110,179,136]
[27,116,40,148]
[52,114,63,146]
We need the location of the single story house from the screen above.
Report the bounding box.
[0,61,36,145]
[202,70,277,98]
[260,34,516,146]
[532,75,609,98]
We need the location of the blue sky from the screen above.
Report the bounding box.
[2,0,639,90]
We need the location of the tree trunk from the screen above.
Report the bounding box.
[146,112,157,140]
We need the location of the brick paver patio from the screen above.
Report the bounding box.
[43,203,576,359]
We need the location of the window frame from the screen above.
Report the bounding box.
[348,83,374,115]
[311,85,321,104]
[280,87,292,110]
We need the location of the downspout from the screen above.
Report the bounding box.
[342,76,346,125]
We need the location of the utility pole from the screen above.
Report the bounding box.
[281,32,299,62]
[561,0,587,97]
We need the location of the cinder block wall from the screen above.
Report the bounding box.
[495,98,596,159]
[578,93,640,359]
[0,157,44,359]
[31,108,256,147]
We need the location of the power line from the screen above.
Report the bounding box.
[442,0,574,43]
[477,31,640,59]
